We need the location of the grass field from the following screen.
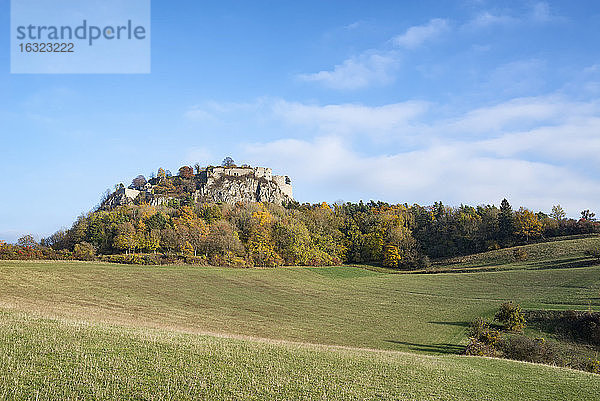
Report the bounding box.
[0,260,599,354]
[433,234,600,272]
[0,236,599,399]
[0,309,598,400]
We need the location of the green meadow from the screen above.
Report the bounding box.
[0,236,599,399]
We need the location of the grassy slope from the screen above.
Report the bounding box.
[0,310,598,401]
[433,234,600,272]
[0,259,599,354]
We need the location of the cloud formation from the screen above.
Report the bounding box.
[187,94,600,214]
[392,18,449,49]
[297,51,399,90]
[298,18,449,90]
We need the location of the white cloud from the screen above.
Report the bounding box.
[531,2,565,23]
[464,12,517,29]
[186,95,600,213]
[272,99,429,137]
[298,18,449,90]
[297,51,399,90]
[243,135,600,213]
[393,18,449,49]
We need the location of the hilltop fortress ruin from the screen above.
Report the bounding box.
[102,165,293,209]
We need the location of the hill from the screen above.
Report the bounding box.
[0,309,597,401]
[0,259,599,398]
[432,234,600,272]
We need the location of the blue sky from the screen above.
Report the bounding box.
[1,0,600,242]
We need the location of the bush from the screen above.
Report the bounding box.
[73,242,96,261]
[464,338,499,357]
[584,247,600,261]
[500,335,557,364]
[101,254,161,265]
[586,359,600,374]
[468,318,502,346]
[495,302,527,332]
[513,247,528,262]
[525,310,600,346]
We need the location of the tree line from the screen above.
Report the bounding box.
[2,198,597,268]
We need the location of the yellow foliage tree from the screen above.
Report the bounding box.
[514,207,542,242]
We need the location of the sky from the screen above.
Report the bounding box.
[1,0,600,242]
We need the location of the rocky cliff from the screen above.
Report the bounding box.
[100,166,293,210]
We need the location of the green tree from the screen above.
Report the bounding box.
[17,234,37,248]
[495,301,526,332]
[498,199,515,245]
[550,205,566,221]
[73,242,96,261]
[222,157,235,167]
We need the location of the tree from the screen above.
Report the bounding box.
[161,228,178,252]
[498,199,515,244]
[73,242,96,261]
[581,210,597,221]
[17,235,37,248]
[194,163,201,174]
[247,208,282,267]
[203,220,244,257]
[514,207,542,243]
[157,168,166,179]
[178,166,194,179]
[550,205,566,221]
[495,302,526,332]
[131,175,147,189]
[165,170,173,178]
[222,157,235,167]
[113,223,136,254]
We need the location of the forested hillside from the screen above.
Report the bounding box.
[3,195,597,268]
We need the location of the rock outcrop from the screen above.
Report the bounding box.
[101,166,293,210]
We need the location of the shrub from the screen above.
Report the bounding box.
[464,338,499,357]
[587,359,600,374]
[184,255,208,266]
[500,335,557,364]
[468,318,503,346]
[73,242,96,261]
[513,247,528,262]
[495,302,527,332]
[584,248,600,261]
[525,310,600,346]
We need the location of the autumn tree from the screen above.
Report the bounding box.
[247,207,282,267]
[157,168,166,179]
[73,242,96,261]
[178,165,194,178]
[203,220,244,257]
[514,207,542,243]
[131,175,147,189]
[113,222,136,254]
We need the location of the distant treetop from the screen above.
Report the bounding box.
[222,157,235,167]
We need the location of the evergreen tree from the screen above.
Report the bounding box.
[498,198,515,245]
